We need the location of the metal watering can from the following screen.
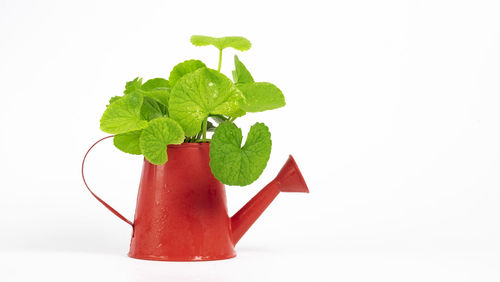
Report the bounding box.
[82,137,309,261]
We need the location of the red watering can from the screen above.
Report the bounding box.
[82,137,309,261]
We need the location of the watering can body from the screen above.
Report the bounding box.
[130,143,235,261]
[82,140,309,261]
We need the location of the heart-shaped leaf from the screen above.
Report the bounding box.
[237,82,285,112]
[141,96,165,120]
[232,56,285,112]
[169,60,206,87]
[209,122,272,186]
[139,117,185,165]
[141,78,170,91]
[114,130,142,155]
[169,68,244,136]
[100,91,148,134]
[142,89,170,109]
[190,35,251,51]
[123,77,171,107]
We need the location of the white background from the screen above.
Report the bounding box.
[1,0,500,281]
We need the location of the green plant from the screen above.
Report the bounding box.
[99,35,285,186]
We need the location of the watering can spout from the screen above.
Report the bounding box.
[230,155,309,245]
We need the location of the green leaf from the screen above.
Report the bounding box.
[113,130,142,155]
[100,91,149,134]
[141,78,170,91]
[139,117,185,165]
[232,55,254,84]
[190,35,251,51]
[108,96,122,106]
[237,82,286,112]
[231,107,247,117]
[169,60,206,88]
[210,122,272,186]
[124,77,143,94]
[141,78,170,106]
[169,68,244,136]
[142,89,170,108]
[231,56,284,113]
[141,96,165,121]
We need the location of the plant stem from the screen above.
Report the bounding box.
[228,117,237,122]
[217,49,223,72]
[195,138,211,143]
[202,118,208,140]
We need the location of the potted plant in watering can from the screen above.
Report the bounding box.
[81,35,309,261]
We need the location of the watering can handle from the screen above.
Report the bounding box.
[81,135,134,227]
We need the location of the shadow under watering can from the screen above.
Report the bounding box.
[82,137,309,261]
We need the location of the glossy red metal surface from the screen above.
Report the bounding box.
[129,143,235,261]
[231,155,309,245]
[82,139,309,261]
